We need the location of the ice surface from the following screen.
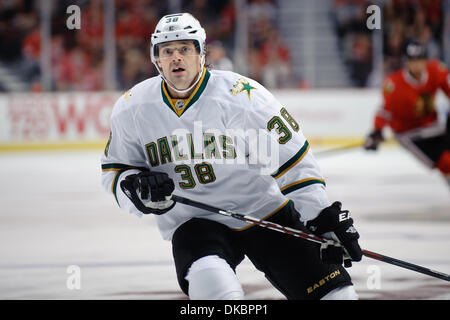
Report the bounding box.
[0,144,448,299]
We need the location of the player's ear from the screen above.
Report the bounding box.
[156,59,162,69]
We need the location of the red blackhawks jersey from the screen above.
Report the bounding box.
[374,60,450,133]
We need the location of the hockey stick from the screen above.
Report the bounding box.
[314,142,364,158]
[172,195,450,282]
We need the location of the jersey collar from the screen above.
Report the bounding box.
[402,69,428,87]
[160,68,210,117]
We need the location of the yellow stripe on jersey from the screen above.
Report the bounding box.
[161,68,210,117]
[280,178,326,195]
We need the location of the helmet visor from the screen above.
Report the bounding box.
[154,40,201,60]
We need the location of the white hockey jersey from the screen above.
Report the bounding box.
[101,68,330,240]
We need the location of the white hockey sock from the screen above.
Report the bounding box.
[185,255,244,300]
[321,285,359,300]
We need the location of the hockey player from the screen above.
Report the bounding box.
[365,40,450,184]
[101,13,362,300]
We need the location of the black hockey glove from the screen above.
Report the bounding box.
[120,171,175,215]
[364,129,384,151]
[306,202,362,267]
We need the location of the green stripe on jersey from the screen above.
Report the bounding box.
[280,178,326,195]
[271,140,310,179]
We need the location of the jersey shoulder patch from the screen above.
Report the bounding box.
[123,89,132,100]
[230,78,257,100]
[383,77,395,94]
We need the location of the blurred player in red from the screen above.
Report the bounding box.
[364,40,450,185]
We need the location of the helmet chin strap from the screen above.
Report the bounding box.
[159,56,205,95]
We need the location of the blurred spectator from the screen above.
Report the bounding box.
[334,0,369,38]
[208,1,235,50]
[118,48,149,89]
[0,0,35,63]
[182,0,235,51]
[0,0,40,91]
[207,41,233,71]
[21,28,41,83]
[259,29,295,89]
[77,0,104,53]
[245,0,302,88]
[384,29,404,74]
[53,47,90,90]
[333,0,373,87]
[348,34,372,87]
[184,0,218,34]
[247,0,276,51]
[419,25,441,59]
[248,0,276,27]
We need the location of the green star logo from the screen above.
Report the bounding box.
[240,81,256,99]
[231,79,257,99]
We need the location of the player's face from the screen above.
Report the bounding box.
[157,41,202,92]
[406,59,427,79]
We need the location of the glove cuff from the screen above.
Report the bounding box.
[120,179,175,215]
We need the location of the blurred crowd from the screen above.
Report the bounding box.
[383,0,443,74]
[333,0,444,87]
[245,0,302,89]
[0,0,40,90]
[0,0,298,92]
[1,0,445,92]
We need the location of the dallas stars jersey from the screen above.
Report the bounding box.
[101,68,330,240]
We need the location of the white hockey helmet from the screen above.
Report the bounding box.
[150,13,206,67]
